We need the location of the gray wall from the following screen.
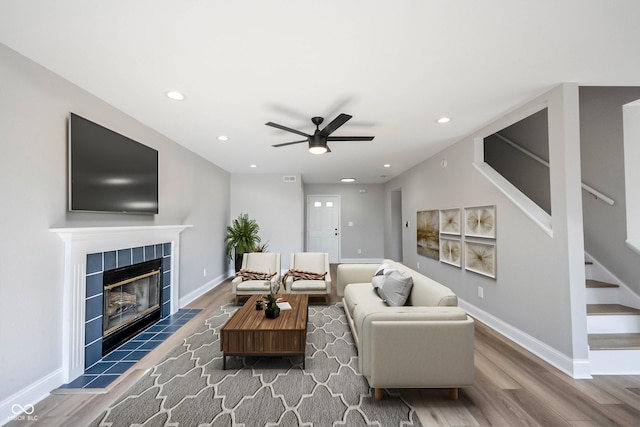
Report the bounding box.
[384,84,588,374]
[230,174,304,270]
[580,87,640,297]
[484,108,552,214]
[304,184,384,262]
[0,44,230,402]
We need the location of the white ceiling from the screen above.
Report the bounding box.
[2,1,639,183]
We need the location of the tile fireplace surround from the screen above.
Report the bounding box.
[50,225,191,383]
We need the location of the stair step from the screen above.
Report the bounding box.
[587,304,640,316]
[589,333,640,350]
[586,279,619,289]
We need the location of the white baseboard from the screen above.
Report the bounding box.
[458,299,592,379]
[339,258,382,264]
[0,368,64,426]
[179,272,231,308]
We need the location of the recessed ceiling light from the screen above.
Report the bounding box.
[217,135,229,141]
[165,91,185,101]
[250,164,257,168]
[437,117,451,124]
[340,178,356,182]
[383,164,391,168]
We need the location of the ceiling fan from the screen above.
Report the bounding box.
[265,113,374,154]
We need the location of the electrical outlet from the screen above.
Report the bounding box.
[417,261,420,269]
[203,268,207,277]
[478,286,484,298]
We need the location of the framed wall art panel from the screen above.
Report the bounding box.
[439,208,461,235]
[440,237,462,268]
[465,205,496,239]
[464,240,496,278]
[417,210,439,260]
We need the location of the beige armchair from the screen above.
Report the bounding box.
[284,252,331,303]
[232,252,281,305]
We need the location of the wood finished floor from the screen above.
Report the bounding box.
[12,266,640,427]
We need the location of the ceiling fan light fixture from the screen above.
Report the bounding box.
[309,146,328,155]
[267,113,374,154]
[308,134,328,155]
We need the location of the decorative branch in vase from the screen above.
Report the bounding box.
[265,280,280,319]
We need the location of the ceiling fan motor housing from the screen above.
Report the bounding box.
[309,134,328,154]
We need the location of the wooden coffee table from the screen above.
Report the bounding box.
[220,294,309,369]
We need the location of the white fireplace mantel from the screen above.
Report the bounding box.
[50,224,192,382]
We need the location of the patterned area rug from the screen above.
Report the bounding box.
[90,303,422,426]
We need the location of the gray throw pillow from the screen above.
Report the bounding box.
[377,270,413,306]
[372,264,395,289]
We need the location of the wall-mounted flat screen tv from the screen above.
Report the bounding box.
[69,113,159,214]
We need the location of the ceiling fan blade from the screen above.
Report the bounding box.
[265,122,310,138]
[271,139,308,148]
[319,113,352,137]
[326,136,375,141]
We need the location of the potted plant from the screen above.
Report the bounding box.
[264,281,280,319]
[225,213,261,272]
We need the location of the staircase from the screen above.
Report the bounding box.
[585,260,640,374]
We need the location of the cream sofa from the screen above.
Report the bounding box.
[337,259,474,400]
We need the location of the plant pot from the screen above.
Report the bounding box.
[265,306,280,319]
[234,253,243,273]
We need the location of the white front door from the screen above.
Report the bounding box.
[307,195,340,263]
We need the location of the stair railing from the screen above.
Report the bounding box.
[494,132,615,206]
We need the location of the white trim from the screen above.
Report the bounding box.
[472,160,553,237]
[179,273,230,307]
[0,368,64,426]
[339,258,383,264]
[587,315,640,334]
[623,100,640,252]
[585,251,640,310]
[626,238,640,256]
[50,225,191,383]
[458,298,592,379]
[589,349,640,375]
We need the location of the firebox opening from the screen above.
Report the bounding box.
[102,258,162,356]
